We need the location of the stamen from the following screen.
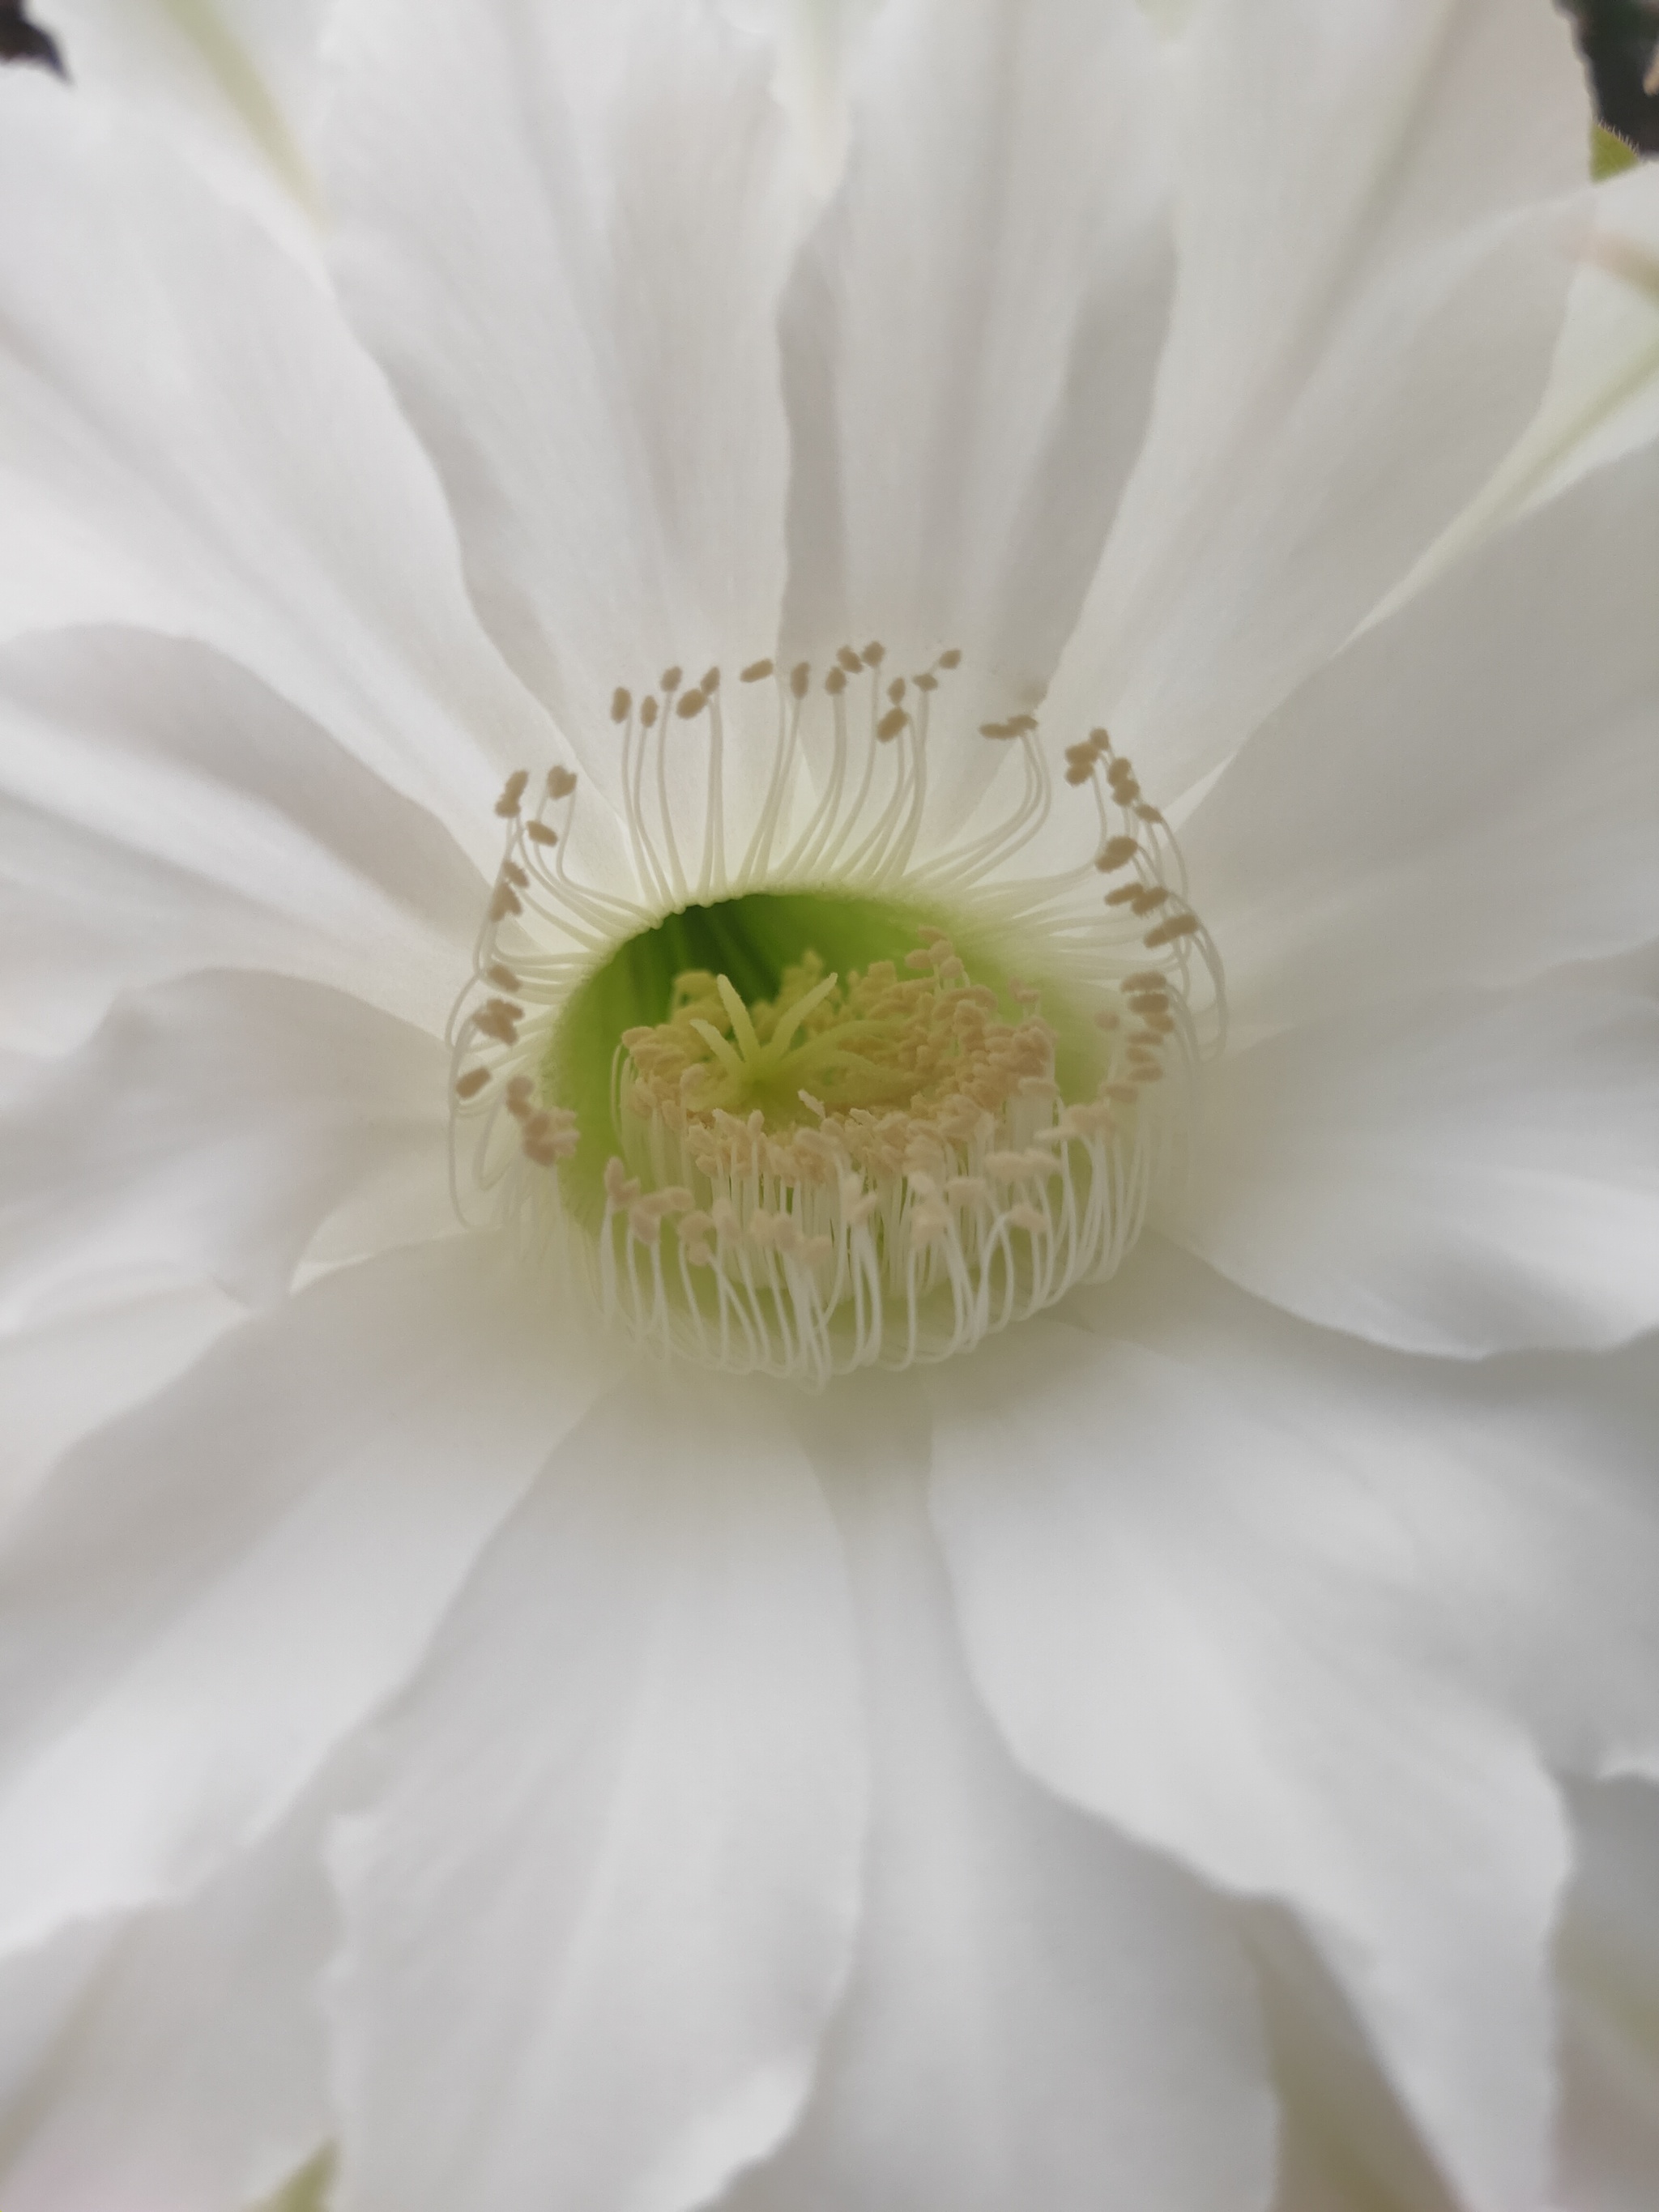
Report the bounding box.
[445,649,1225,1382]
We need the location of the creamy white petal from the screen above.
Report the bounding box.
[1324,1343,1659,1784]
[1049,0,1590,795]
[779,0,1172,800]
[1183,444,1659,1030]
[1173,981,1659,1357]
[0,75,556,853]
[0,1238,612,1947]
[1557,1776,1659,2212]
[324,0,800,790]
[1250,1907,1462,2212]
[331,1368,863,2212]
[729,1375,1274,2212]
[1432,164,1659,565]
[1076,1250,1659,2194]
[0,630,483,1053]
[1,1284,240,1530]
[0,1784,335,2212]
[720,0,882,191]
[0,973,450,1323]
[931,1319,1567,2212]
[1076,1239,1659,1813]
[38,0,328,262]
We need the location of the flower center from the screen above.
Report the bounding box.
[447,650,1222,1383]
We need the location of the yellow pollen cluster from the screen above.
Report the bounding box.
[443,647,1223,1380]
[612,936,1113,1265]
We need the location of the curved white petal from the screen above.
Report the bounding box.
[40,0,328,263]
[1,1284,240,1531]
[1074,1248,1659,2194]
[1049,0,1591,795]
[323,0,801,793]
[0,972,450,1323]
[0,74,556,857]
[331,1368,864,2212]
[0,1784,335,2212]
[1251,1907,1465,2212]
[1307,1336,1659,1784]
[1173,981,1659,1357]
[929,1318,1567,2212]
[719,0,882,192]
[0,630,483,1055]
[1432,164,1659,566]
[0,1238,612,1950]
[1090,1239,1659,1788]
[1557,1776,1659,2212]
[1184,443,1659,1029]
[730,1378,1273,2212]
[778,0,1172,812]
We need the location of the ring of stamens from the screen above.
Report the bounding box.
[446,649,1223,1383]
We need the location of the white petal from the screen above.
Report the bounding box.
[331,1368,863,2212]
[1183,443,1659,1029]
[1,1284,240,1530]
[1247,1903,1472,2212]
[0,1237,612,1948]
[1074,1248,1659,2193]
[719,0,883,192]
[930,1318,1567,2212]
[0,972,450,1323]
[0,630,483,1054]
[730,1377,1273,2212]
[779,0,1172,765]
[1091,1238,1659,1789]
[1049,0,1590,795]
[0,74,555,854]
[0,1784,335,2212]
[1557,1776,1659,2212]
[1438,164,1659,558]
[1173,981,1659,1357]
[1306,1340,1659,1784]
[41,0,329,263]
[323,0,800,774]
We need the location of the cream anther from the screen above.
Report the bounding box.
[446,646,1224,1381]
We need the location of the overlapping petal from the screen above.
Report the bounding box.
[729,1380,1274,2212]
[0,73,555,850]
[1114,1247,1659,1782]
[1441,162,1659,553]
[1171,981,1659,1357]
[331,1370,863,2212]
[0,629,484,1055]
[0,1238,612,1950]
[1183,440,1659,1031]
[36,0,329,262]
[0,971,452,1323]
[324,0,802,801]
[930,1317,1567,2212]
[0,1785,335,2212]
[1556,1776,1659,2212]
[0,1284,239,1531]
[778,0,1172,776]
[1049,0,1591,794]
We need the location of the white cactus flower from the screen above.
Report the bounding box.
[1,3,1657,2210]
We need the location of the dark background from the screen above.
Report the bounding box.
[2,1,1657,152]
[1568,0,1659,150]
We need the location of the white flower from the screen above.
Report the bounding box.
[1,2,1657,2210]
